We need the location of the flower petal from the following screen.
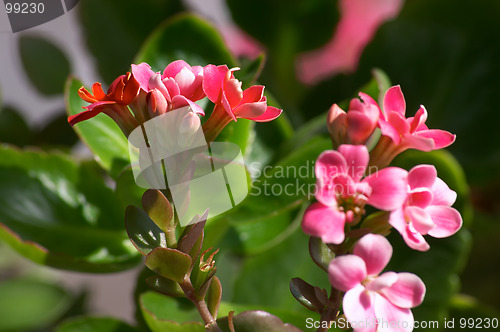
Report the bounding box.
[343,285,377,332]
[364,167,408,210]
[338,144,369,181]
[232,100,267,120]
[302,202,346,244]
[131,63,155,91]
[430,178,457,206]
[379,118,402,144]
[408,165,437,189]
[415,129,456,149]
[426,206,462,238]
[353,233,393,275]
[224,79,244,109]
[203,64,228,103]
[68,101,115,126]
[315,150,348,184]
[387,111,410,136]
[329,255,367,291]
[410,106,428,133]
[380,272,426,309]
[401,222,430,252]
[171,95,205,116]
[401,133,435,151]
[162,60,191,79]
[374,294,414,332]
[247,106,282,122]
[408,188,433,208]
[405,206,435,235]
[366,271,398,292]
[241,85,265,103]
[383,85,406,116]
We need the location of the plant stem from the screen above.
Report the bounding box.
[316,287,342,332]
[180,277,222,332]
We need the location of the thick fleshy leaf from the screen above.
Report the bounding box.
[218,310,302,332]
[125,206,166,256]
[308,236,336,272]
[206,276,222,319]
[0,279,72,331]
[0,106,32,146]
[0,145,140,272]
[65,77,130,179]
[328,255,367,292]
[140,291,204,332]
[380,272,426,309]
[141,190,174,234]
[54,317,138,332]
[146,275,184,297]
[19,35,70,95]
[289,278,325,313]
[353,234,393,276]
[145,248,192,283]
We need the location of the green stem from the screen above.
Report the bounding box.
[179,277,221,331]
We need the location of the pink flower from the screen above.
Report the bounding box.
[131,61,206,115]
[371,85,456,167]
[329,234,426,332]
[302,145,407,244]
[296,0,404,85]
[327,92,380,147]
[202,64,282,141]
[389,165,463,251]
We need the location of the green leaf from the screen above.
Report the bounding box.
[140,291,204,332]
[0,278,72,331]
[145,247,192,283]
[135,14,237,70]
[308,236,336,272]
[146,275,184,298]
[218,310,302,332]
[125,206,166,256]
[0,145,141,272]
[142,189,174,234]
[289,278,326,313]
[0,106,32,146]
[238,54,267,89]
[65,77,130,178]
[115,168,146,210]
[55,316,138,332]
[206,276,222,319]
[209,137,331,254]
[79,0,185,83]
[229,227,331,319]
[19,35,71,95]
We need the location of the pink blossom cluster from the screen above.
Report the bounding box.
[302,85,462,331]
[68,60,282,141]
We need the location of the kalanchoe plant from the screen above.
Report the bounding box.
[293,85,463,332]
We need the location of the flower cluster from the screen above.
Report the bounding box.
[300,85,463,332]
[68,60,282,141]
